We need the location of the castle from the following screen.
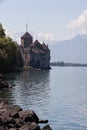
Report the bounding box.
[20,31,50,69]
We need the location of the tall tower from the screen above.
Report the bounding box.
[21,31,33,48]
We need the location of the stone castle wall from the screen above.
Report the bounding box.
[21,32,50,69]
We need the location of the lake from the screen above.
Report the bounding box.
[0,67,87,130]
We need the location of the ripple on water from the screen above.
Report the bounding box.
[1,67,87,130]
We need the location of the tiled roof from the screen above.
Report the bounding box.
[33,40,43,49]
[42,43,48,50]
[21,32,32,38]
[34,40,41,45]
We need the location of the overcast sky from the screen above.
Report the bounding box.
[0,0,87,43]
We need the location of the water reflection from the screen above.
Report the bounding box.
[8,70,51,113]
[0,89,13,103]
[0,72,18,103]
[1,67,87,130]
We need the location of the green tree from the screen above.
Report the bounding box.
[0,24,24,73]
[16,44,24,68]
[0,23,5,38]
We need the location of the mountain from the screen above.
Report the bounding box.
[49,35,87,63]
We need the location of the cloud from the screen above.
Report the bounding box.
[3,25,23,44]
[4,28,23,44]
[68,9,87,34]
[5,27,55,44]
[36,33,55,41]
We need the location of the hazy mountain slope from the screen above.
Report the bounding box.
[49,35,87,63]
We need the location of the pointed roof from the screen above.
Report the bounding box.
[33,40,42,48]
[21,32,32,38]
[34,40,40,44]
[42,42,48,49]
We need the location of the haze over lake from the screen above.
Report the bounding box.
[49,35,87,63]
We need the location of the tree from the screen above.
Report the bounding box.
[16,44,24,68]
[0,24,24,73]
[0,23,5,38]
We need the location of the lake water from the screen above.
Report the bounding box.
[0,67,87,130]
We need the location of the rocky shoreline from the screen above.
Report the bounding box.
[0,74,15,89]
[0,101,52,130]
[0,75,53,130]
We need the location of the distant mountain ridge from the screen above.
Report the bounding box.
[49,35,87,63]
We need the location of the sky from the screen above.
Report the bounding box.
[0,0,87,43]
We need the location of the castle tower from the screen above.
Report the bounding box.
[21,32,33,48]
